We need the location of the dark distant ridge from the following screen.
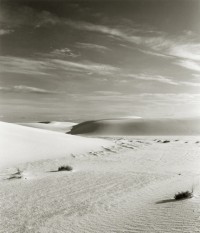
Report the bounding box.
[38,121,51,124]
[68,117,200,135]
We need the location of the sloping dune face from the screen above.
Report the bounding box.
[69,118,200,135]
[20,121,77,133]
[0,121,111,168]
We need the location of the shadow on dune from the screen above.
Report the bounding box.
[68,117,200,136]
[156,199,178,204]
[156,197,192,204]
[68,120,102,134]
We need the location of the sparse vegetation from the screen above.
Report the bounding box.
[163,140,170,143]
[174,191,193,200]
[7,168,22,180]
[58,165,73,171]
[38,121,50,124]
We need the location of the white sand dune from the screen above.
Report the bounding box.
[0,136,200,233]
[19,121,77,133]
[69,117,200,135]
[0,121,111,169]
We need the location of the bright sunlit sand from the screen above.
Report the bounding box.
[1,120,200,233]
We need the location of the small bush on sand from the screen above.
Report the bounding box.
[8,168,22,180]
[163,140,170,143]
[58,165,73,171]
[174,191,193,200]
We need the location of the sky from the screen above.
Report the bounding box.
[0,0,200,122]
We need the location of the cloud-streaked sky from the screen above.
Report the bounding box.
[0,0,200,122]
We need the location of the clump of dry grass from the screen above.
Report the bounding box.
[7,168,22,180]
[174,191,193,200]
[162,140,170,143]
[58,165,73,171]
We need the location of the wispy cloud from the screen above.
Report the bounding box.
[169,44,200,61]
[127,74,178,85]
[71,93,200,107]
[176,60,200,72]
[0,55,182,85]
[1,6,60,29]
[0,56,49,75]
[52,59,119,75]
[193,74,200,78]
[64,19,200,73]
[76,42,109,52]
[181,81,200,87]
[143,35,200,73]
[0,55,119,77]
[50,48,80,58]
[65,20,142,44]
[94,91,122,96]
[34,10,60,28]
[0,85,59,94]
[2,3,199,77]
[139,49,172,58]
[0,29,14,35]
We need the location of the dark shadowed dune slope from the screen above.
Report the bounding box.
[69,118,200,135]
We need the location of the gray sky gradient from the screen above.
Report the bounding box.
[0,0,200,122]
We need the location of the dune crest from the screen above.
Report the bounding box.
[19,121,77,133]
[0,121,111,169]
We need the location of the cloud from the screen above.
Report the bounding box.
[64,19,200,72]
[71,93,200,108]
[34,10,60,28]
[52,59,119,75]
[167,43,200,72]
[0,29,14,35]
[0,55,119,77]
[50,48,80,58]
[65,20,142,44]
[139,93,200,105]
[0,85,59,94]
[181,81,200,87]
[94,91,122,96]
[0,55,183,86]
[193,74,200,78]
[76,42,109,52]
[169,44,200,61]
[0,56,49,75]
[144,36,173,51]
[1,6,60,29]
[4,3,198,75]
[176,60,200,72]
[143,35,200,72]
[2,2,199,77]
[127,74,178,85]
[139,49,172,58]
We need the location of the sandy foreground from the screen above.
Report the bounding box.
[1,123,200,233]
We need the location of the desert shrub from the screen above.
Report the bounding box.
[174,191,193,200]
[38,121,50,124]
[58,165,73,171]
[8,168,22,180]
[163,140,170,143]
